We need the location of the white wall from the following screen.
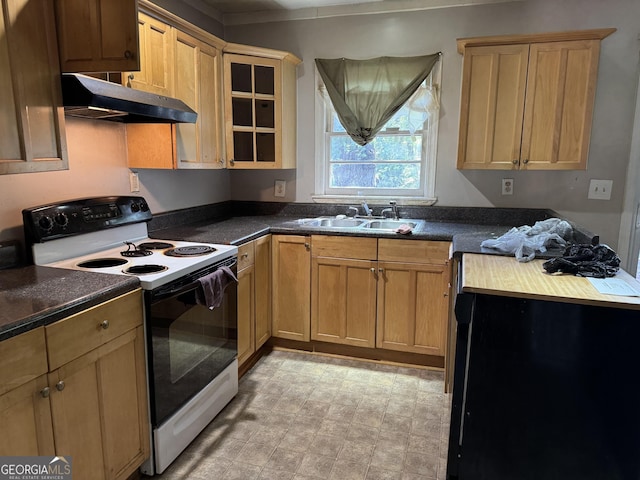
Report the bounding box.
[225,0,640,248]
[0,118,231,243]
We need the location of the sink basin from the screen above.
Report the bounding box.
[298,216,425,232]
[363,219,425,231]
[301,217,367,228]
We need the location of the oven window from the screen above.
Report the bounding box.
[148,281,237,425]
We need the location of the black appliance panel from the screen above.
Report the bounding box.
[145,258,238,426]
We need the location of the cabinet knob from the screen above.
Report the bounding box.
[370,267,376,273]
[230,159,235,166]
[523,158,529,164]
[56,381,65,392]
[100,320,110,330]
[512,159,519,165]
[378,268,385,273]
[304,242,310,250]
[41,387,50,398]
[241,253,249,259]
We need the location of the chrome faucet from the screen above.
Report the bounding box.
[361,200,373,217]
[381,200,399,220]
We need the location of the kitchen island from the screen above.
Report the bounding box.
[447,254,640,480]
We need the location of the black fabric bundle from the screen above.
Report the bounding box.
[542,244,620,278]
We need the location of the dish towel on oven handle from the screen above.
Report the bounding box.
[195,266,238,310]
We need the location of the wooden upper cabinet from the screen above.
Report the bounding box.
[223,43,301,169]
[456,28,615,171]
[0,0,68,175]
[54,0,139,73]
[174,30,224,169]
[125,1,225,170]
[125,12,173,96]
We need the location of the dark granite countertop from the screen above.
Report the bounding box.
[149,212,588,260]
[2,204,594,343]
[0,266,140,342]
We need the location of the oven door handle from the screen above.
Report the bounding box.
[152,259,238,301]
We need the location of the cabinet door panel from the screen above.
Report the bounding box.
[1,0,68,174]
[272,235,310,341]
[0,375,54,456]
[49,351,106,480]
[55,0,139,73]
[128,13,173,96]
[254,235,272,349]
[377,262,448,356]
[312,257,377,348]
[457,44,528,169]
[174,32,223,169]
[237,265,256,366]
[174,33,198,164]
[99,327,149,479]
[225,54,283,169]
[521,40,598,170]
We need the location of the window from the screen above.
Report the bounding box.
[314,62,440,203]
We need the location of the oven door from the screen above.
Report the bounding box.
[145,257,238,427]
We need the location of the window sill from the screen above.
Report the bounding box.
[311,195,437,206]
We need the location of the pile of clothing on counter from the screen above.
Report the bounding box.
[542,243,620,278]
[481,218,573,262]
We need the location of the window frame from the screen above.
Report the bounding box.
[313,60,441,205]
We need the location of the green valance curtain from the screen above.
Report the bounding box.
[315,53,441,146]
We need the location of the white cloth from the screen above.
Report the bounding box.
[481,218,573,263]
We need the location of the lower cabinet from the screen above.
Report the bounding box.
[275,234,452,360]
[376,239,451,356]
[272,235,311,341]
[237,235,272,367]
[0,290,149,480]
[311,236,377,348]
[0,328,54,456]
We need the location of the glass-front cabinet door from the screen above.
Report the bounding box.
[224,54,281,168]
[223,44,301,170]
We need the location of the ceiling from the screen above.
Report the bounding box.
[197,0,389,15]
[188,0,516,25]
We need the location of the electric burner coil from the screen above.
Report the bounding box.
[165,245,216,257]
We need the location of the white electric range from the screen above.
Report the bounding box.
[22,196,239,476]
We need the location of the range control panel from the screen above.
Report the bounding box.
[23,196,153,243]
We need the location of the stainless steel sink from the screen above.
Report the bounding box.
[300,217,367,228]
[298,216,425,232]
[363,220,420,230]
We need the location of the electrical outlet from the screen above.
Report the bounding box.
[502,178,513,195]
[129,171,140,192]
[587,179,612,200]
[274,180,286,198]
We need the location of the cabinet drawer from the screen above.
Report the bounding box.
[0,328,48,396]
[46,289,143,370]
[378,239,451,264]
[312,235,377,260]
[238,242,255,271]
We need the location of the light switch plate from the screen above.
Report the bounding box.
[274,180,286,198]
[588,179,612,200]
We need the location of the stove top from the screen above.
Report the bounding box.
[47,237,237,289]
[22,196,238,290]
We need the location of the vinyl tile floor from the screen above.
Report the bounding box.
[152,349,452,480]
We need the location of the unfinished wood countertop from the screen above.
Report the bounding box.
[462,253,640,310]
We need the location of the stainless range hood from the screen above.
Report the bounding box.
[61,73,197,123]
